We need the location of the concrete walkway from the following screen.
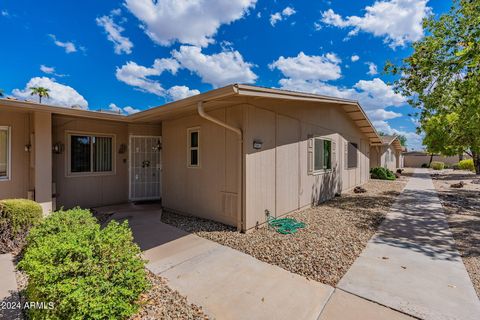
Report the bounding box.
[101,203,412,319]
[338,168,480,320]
[0,253,22,320]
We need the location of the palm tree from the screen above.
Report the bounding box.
[30,87,50,103]
[0,89,4,97]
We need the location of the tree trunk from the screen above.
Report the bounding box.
[39,95,42,103]
[473,152,480,175]
[428,153,434,166]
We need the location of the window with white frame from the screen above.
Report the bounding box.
[68,133,114,175]
[0,126,10,180]
[187,128,200,167]
[313,137,331,171]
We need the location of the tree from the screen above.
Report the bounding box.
[0,89,4,97]
[385,0,480,174]
[30,87,50,103]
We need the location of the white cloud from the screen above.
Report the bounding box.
[124,0,256,47]
[123,106,141,114]
[172,45,257,87]
[96,10,133,55]
[12,77,88,109]
[373,120,424,150]
[48,34,78,53]
[321,0,431,48]
[270,6,296,26]
[115,58,180,96]
[366,62,378,75]
[351,55,360,62]
[269,52,342,81]
[1,10,8,16]
[40,65,55,74]
[368,109,402,121]
[108,103,122,113]
[166,85,200,101]
[277,77,405,111]
[108,103,140,114]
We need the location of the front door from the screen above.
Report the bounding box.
[129,136,162,201]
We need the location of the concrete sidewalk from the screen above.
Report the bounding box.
[338,168,480,320]
[0,253,22,320]
[106,204,411,320]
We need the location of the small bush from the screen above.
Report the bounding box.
[370,167,396,180]
[19,208,149,320]
[430,161,445,170]
[452,163,460,170]
[421,163,429,168]
[458,159,475,172]
[0,199,43,253]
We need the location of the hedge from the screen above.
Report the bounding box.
[458,159,475,171]
[0,199,43,253]
[430,161,445,170]
[19,208,149,320]
[370,167,396,180]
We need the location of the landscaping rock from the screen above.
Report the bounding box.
[162,178,408,286]
[451,181,465,188]
[353,186,367,193]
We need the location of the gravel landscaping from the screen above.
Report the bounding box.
[131,272,208,320]
[431,169,480,298]
[14,263,208,320]
[162,175,408,286]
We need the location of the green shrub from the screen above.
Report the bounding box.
[19,208,149,320]
[430,161,445,170]
[458,159,475,171]
[370,167,396,180]
[0,199,43,253]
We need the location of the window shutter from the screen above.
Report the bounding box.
[307,137,314,175]
[331,140,337,170]
[344,141,348,170]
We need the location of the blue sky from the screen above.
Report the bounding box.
[0,0,451,149]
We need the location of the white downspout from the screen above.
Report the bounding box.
[197,101,244,231]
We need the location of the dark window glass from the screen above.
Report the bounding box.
[323,140,332,170]
[348,142,358,168]
[190,131,198,148]
[190,149,198,166]
[71,136,91,172]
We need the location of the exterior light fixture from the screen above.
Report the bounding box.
[253,140,263,150]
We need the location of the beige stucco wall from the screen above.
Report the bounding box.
[243,102,371,230]
[0,110,31,200]
[52,115,161,209]
[403,154,466,168]
[162,106,241,226]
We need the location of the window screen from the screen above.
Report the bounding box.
[347,142,358,168]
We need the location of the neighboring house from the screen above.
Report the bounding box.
[370,135,404,171]
[403,151,469,168]
[0,84,383,232]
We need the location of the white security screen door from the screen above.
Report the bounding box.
[129,136,162,201]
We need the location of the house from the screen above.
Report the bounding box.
[0,84,383,232]
[403,151,469,168]
[370,135,404,171]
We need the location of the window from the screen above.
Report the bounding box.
[347,142,358,168]
[313,137,331,172]
[0,126,10,180]
[187,128,200,167]
[68,133,114,175]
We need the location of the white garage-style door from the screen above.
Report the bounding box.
[129,136,162,201]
